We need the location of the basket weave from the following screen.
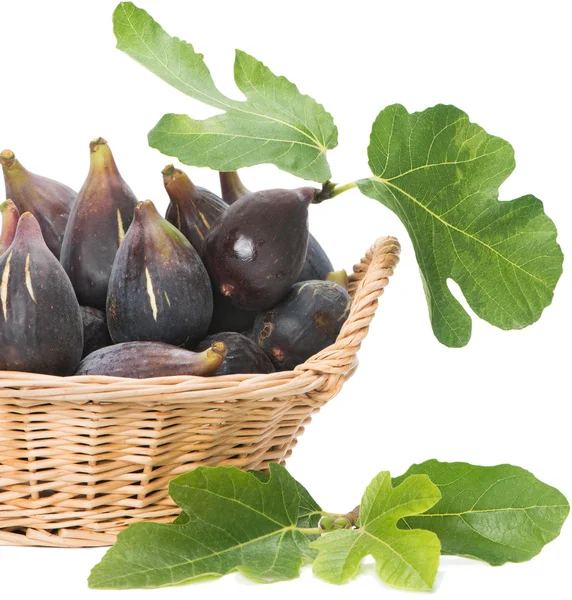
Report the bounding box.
[0,236,400,547]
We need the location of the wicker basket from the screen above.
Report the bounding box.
[0,236,400,547]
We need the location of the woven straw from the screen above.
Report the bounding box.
[0,236,400,547]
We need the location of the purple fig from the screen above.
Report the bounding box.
[60,138,137,309]
[252,279,351,371]
[75,341,226,378]
[0,199,19,256]
[0,149,76,258]
[163,165,227,254]
[203,187,316,311]
[219,170,334,283]
[106,200,213,347]
[0,213,83,375]
[219,171,250,205]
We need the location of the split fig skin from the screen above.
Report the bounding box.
[0,149,76,258]
[60,138,137,310]
[252,280,351,371]
[0,199,20,257]
[163,165,228,254]
[106,200,213,347]
[195,332,275,375]
[203,187,315,311]
[75,341,226,378]
[0,213,83,375]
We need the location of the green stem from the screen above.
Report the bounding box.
[330,181,358,197]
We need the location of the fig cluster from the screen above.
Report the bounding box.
[0,140,351,379]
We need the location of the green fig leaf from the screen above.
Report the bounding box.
[88,463,321,589]
[113,2,337,182]
[393,460,570,566]
[311,472,441,591]
[358,104,563,347]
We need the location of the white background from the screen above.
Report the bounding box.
[0,0,570,598]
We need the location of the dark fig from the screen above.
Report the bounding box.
[0,199,19,256]
[75,341,226,378]
[60,138,137,310]
[208,289,257,334]
[163,165,227,254]
[107,200,213,346]
[195,332,275,375]
[203,188,316,311]
[252,280,351,371]
[80,306,113,358]
[219,171,250,205]
[219,171,334,283]
[0,213,83,375]
[0,149,76,258]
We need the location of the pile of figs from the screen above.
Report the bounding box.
[0,139,351,379]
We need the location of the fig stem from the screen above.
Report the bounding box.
[314,180,357,202]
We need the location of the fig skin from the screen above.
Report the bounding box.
[195,332,275,375]
[203,187,315,311]
[252,280,351,371]
[80,306,113,358]
[208,288,257,334]
[163,165,228,254]
[0,213,83,375]
[0,199,20,256]
[296,234,334,283]
[60,138,137,310]
[75,341,226,378]
[219,171,334,284]
[106,200,213,347]
[0,149,76,258]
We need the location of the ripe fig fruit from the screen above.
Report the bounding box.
[80,306,113,358]
[75,341,226,378]
[203,187,316,311]
[195,332,275,375]
[60,138,137,310]
[296,234,334,283]
[0,149,76,258]
[107,200,213,347]
[219,171,250,205]
[252,280,351,371]
[219,171,334,283]
[0,213,83,375]
[163,165,227,254]
[208,289,257,334]
[0,200,19,256]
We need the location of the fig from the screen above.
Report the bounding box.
[60,137,137,310]
[0,213,83,375]
[203,187,316,311]
[163,165,227,254]
[219,171,334,283]
[75,341,226,378]
[80,306,113,358]
[219,171,250,205]
[0,200,19,256]
[208,289,257,334]
[106,200,213,347]
[252,280,351,371]
[195,332,275,375]
[0,149,76,258]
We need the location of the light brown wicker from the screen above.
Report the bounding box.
[0,236,400,547]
